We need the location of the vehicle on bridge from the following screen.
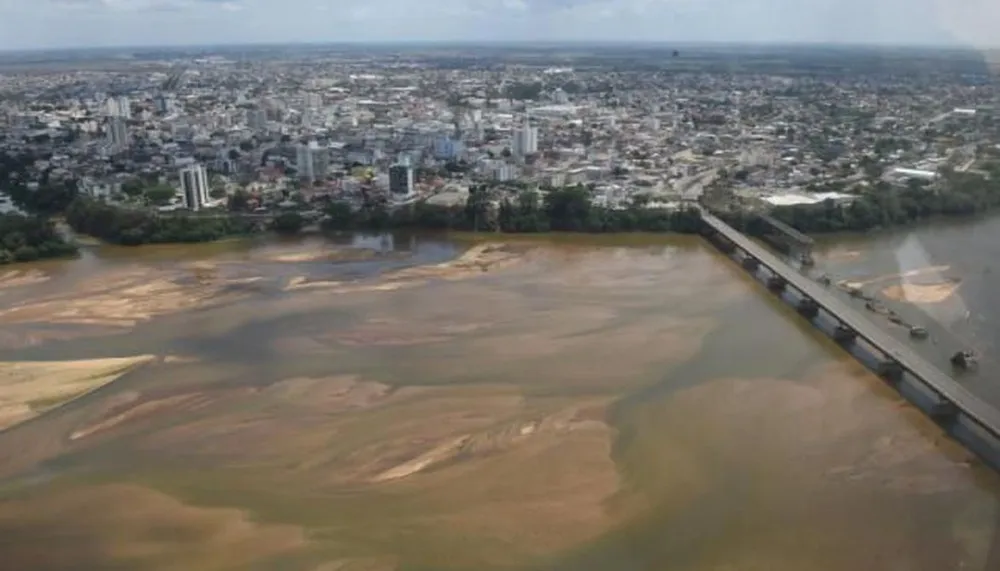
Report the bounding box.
[951,350,978,371]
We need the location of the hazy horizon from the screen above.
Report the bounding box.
[1,0,998,52]
[0,40,1000,55]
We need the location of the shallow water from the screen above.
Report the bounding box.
[0,230,997,571]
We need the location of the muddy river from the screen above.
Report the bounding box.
[0,229,997,571]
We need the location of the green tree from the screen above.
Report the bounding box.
[228,190,251,212]
[144,184,177,206]
[323,201,355,230]
[121,177,144,197]
[544,186,592,232]
[0,212,75,264]
[13,245,39,262]
[270,212,304,235]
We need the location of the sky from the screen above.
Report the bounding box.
[0,0,997,51]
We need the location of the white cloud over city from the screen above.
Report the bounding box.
[0,0,996,50]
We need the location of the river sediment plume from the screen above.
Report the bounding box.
[1,237,988,570]
[611,361,986,571]
[0,484,307,571]
[0,355,155,431]
[105,379,628,567]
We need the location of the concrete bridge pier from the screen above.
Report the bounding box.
[929,397,960,424]
[717,238,736,254]
[877,360,904,384]
[833,324,857,344]
[766,275,786,292]
[796,297,819,318]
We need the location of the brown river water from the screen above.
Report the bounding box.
[0,230,997,571]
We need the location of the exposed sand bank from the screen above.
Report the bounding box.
[0,269,49,290]
[122,378,625,565]
[283,277,419,294]
[0,356,155,431]
[387,243,523,280]
[838,265,952,291]
[283,243,524,292]
[821,249,863,262]
[0,268,256,329]
[372,402,608,483]
[70,393,216,441]
[262,247,403,264]
[881,281,962,304]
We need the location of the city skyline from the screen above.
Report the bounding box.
[0,0,997,51]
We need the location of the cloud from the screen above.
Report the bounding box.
[0,0,992,50]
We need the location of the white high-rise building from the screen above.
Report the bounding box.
[297,142,328,184]
[512,119,538,157]
[106,96,131,119]
[106,117,129,153]
[297,143,314,183]
[179,164,210,211]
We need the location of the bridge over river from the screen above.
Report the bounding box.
[699,208,1000,471]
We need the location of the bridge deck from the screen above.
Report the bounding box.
[758,214,815,247]
[702,211,1000,437]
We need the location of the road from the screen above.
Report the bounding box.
[677,168,719,201]
[701,210,1000,439]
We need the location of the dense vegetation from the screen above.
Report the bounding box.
[65,198,257,246]
[721,169,1000,235]
[270,211,305,235]
[321,187,704,234]
[0,213,77,264]
[0,154,79,262]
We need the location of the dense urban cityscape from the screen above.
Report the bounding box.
[2,44,1000,260]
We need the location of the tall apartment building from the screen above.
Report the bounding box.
[180,164,210,211]
[389,162,414,196]
[296,142,328,184]
[105,96,131,119]
[106,117,129,153]
[153,94,175,115]
[512,119,538,157]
